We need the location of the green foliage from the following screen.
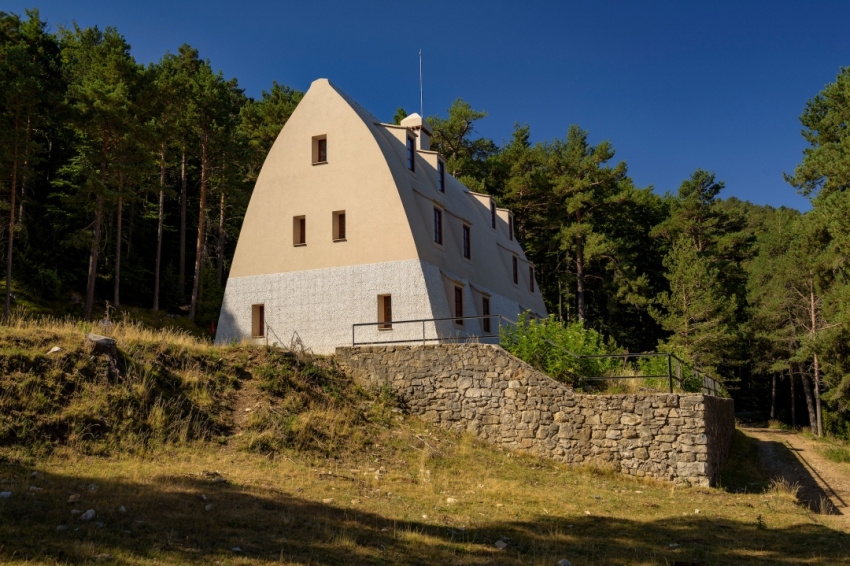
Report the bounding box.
[824,446,850,463]
[428,98,497,181]
[392,106,407,125]
[500,315,620,384]
[651,236,738,373]
[240,80,303,182]
[785,66,850,199]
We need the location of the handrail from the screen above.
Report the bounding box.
[352,314,516,347]
[351,315,724,397]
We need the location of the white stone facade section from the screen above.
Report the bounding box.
[217,259,527,354]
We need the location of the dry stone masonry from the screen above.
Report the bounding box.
[336,344,735,487]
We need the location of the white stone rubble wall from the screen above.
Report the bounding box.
[216,260,526,353]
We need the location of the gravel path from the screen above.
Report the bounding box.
[742,427,850,527]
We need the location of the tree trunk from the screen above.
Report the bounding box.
[84,191,104,321]
[809,285,823,436]
[799,365,818,435]
[5,113,20,320]
[789,368,796,428]
[217,191,225,286]
[179,146,187,297]
[557,278,563,322]
[114,191,122,308]
[813,353,823,437]
[770,373,776,420]
[84,144,109,322]
[189,138,208,321]
[575,235,586,321]
[153,142,166,311]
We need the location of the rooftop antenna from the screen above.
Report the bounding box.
[419,49,423,117]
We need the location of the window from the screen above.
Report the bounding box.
[462,225,471,259]
[378,294,392,330]
[252,304,265,338]
[438,161,445,192]
[482,297,491,333]
[529,265,535,292]
[490,200,496,229]
[293,215,306,245]
[312,135,327,164]
[333,210,346,241]
[508,214,514,241]
[433,208,443,245]
[407,136,415,171]
[512,256,518,285]
[454,286,464,325]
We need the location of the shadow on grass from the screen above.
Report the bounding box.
[723,428,842,515]
[0,463,847,565]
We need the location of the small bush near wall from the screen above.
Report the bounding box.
[500,315,620,384]
[503,315,728,396]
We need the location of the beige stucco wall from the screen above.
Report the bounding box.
[226,78,546,330]
[229,79,419,278]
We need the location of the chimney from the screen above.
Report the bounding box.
[400,113,432,151]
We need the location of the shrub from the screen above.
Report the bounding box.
[500,315,620,385]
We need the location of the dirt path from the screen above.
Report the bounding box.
[742,427,850,526]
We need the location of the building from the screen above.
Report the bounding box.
[215,79,546,353]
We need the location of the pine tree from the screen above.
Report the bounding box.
[57,24,139,320]
[0,9,60,319]
[651,236,737,371]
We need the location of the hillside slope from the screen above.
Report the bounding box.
[0,318,847,564]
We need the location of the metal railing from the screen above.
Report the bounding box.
[352,314,516,346]
[572,351,722,396]
[350,315,725,397]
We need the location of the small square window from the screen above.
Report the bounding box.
[454,286,464,325]
[512,256,518,285]
[333,210,346,241]
[433,208,443,245]
[462,225,471,259]
[252,304,265,338]
[293,215,306,246]
[312,135,327,164]
[438,161,445,192]
[378,294,392,330]
[407,136,415,171]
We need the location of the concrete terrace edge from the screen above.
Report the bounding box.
[335,344,735,486]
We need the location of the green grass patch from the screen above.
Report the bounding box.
[824,446,850,463]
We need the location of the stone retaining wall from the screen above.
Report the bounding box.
[336,344,735,487]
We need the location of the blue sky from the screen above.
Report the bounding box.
[9,0,850,211]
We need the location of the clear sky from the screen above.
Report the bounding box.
[8,0,850,211]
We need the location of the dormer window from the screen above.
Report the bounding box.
[312,135,327,164]
[490,201,496,229]
[438,161,445,192]
[433,208,443,245]
[407,136,415,171]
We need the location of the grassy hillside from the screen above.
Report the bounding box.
[0,317,847,565]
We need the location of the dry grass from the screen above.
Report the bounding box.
[0,423,848,565]
[0,317,847,564]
